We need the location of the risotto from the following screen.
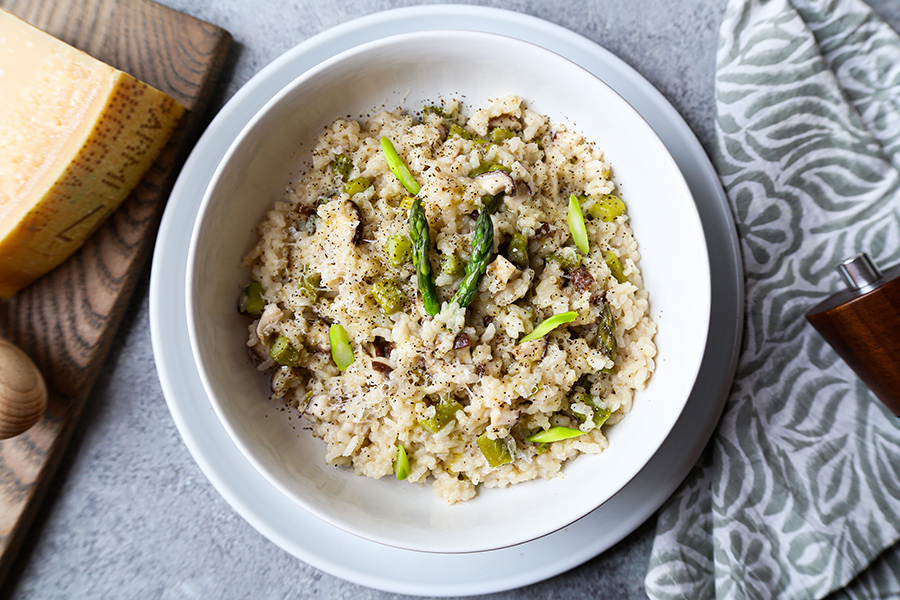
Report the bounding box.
[240,95,657,503]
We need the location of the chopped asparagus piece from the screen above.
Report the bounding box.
[506,232,529,269]
[568,194,589,254]
[387,235,413,267]
[526,426,584,443]
[519,311,578,344]
[343,177,371,196]
[381,136,420,195]
[604,250,628,283]
[241,282,265,315]
[587,194,626,222]
[419,397,464,434]
[372,280,404,314]
[329,324,354,371]
[394,444,410,480]
[332,154,352,180]
[269,335,303,367]
[477,432,513,468]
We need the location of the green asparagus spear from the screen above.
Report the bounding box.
[451,213,492,307]
[451,193,502,308]
[481,191,504,215]
[423,105,450,119]
[449,123,488,144]
[298,266,320,302]
[490,127,516,143]
[467,162,511,178]
[409,197,440,316]
[596,301,617,372]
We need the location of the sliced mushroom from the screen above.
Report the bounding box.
[372,358,394,376]
[453,332,471,350]
[511,335,547,362]
[248,340,269,364]
[306,321,332,353]
[569,266,595,293]
[533,222,551,239]
[475,169,516,197]
[294,204,318,233]
[372,336,395,358]
[256,304,283,339]
[270,366,294,396]
[505,181,532,211]
[294,204,316,219]
[347,199,363,245]
[484,255,518,294]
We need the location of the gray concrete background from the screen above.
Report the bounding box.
[6,1,900,598]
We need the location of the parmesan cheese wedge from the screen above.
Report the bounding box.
[0,10,185,297]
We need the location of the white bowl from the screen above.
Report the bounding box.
[186,30,710,554]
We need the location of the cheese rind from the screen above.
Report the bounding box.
[0,10,185,297]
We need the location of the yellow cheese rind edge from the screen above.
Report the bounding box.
[0,71,185,298]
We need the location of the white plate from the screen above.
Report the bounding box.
[150,4,743,596]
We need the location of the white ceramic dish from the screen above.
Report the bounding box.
[184,29,710,555]
[151,5,742,595]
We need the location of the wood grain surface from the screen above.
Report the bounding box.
[0,0,230,585]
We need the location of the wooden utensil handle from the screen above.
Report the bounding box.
[0,338,48,440]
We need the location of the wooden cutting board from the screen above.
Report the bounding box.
[0,0,231,586]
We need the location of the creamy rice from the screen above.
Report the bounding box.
[241,95,656,503]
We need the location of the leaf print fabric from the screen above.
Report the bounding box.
[645,0,900,598]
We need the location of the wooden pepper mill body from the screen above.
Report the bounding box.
[807,257,900,416]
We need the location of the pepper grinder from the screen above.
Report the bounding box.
[807,253,900,416]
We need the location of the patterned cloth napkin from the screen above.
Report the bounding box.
[644,0,900,598]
